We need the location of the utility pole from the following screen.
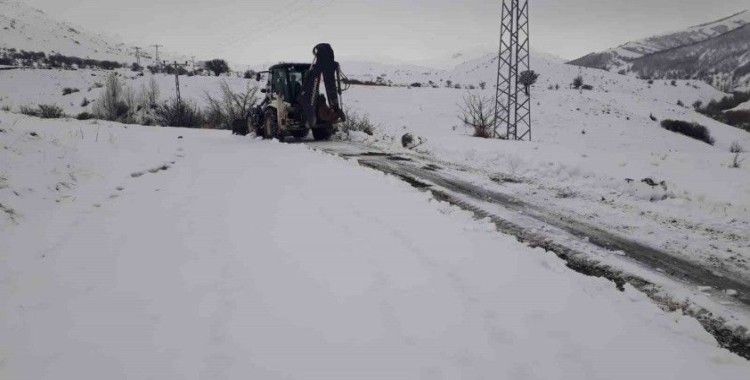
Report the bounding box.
[493,0,531,141]
[133,47,142,66]
[151,44,163,65]
[173,61,188,103]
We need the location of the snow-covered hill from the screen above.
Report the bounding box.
[340,60,443,86]
[0,0,133,61]
[0,0,185,64]
[569,10,750,89]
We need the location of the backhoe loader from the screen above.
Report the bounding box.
[251,43,347,140]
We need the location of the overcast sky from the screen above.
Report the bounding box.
[22,0,750,66]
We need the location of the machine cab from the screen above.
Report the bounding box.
[264,63,310,104]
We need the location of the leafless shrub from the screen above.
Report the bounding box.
[38,104,65,118]
[19,104,64,118]
[572,76,584,89]
[660,119,714,145]
[139,77,160,109]
[155,98,204,128]
[93,73,131,122]
[730,141,744,154]
[459,93,496,138]
[340,108,375,136]
[76,112,94,120]
[19,105,39,117]
[204,81,259,130]
[731,153,744,168]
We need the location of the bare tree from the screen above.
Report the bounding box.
[459,93,496,138]
[205,59,230,76]
[518,70,539,96]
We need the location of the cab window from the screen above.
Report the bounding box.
[271,68,287,96]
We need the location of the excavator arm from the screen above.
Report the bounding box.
[300,43,346,128]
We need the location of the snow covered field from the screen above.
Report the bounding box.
[2,113,750,378]
[1,55,748,287]
[341,56,750,286]
[2,0,750,376]
[347,54,749,209]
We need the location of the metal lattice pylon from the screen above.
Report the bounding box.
[493,0,531,141]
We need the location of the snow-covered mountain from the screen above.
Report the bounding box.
[0,0,135,61]
[569,10,750,90]
[0,0,186,64]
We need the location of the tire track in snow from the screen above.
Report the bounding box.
[307,140,750,360]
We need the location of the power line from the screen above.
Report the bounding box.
[213,0,306,52]
[217,0,331,53]
[248,0,336,46]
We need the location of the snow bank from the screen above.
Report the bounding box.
[2,115,749,378]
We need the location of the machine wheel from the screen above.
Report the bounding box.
[251,108,264,137]
[232,118,249,136]
[263,109,279,139]
[253,123,264,137]
[290,130,309,140]
[312,126,333,141]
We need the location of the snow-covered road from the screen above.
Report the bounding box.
[2,116,750,378]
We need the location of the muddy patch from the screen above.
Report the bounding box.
[422,164,442,172]
[0,202,19,223]
[387,155,413,162]
[490,174,523,184]
[395,173,432,189]
[131,163,171,178]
